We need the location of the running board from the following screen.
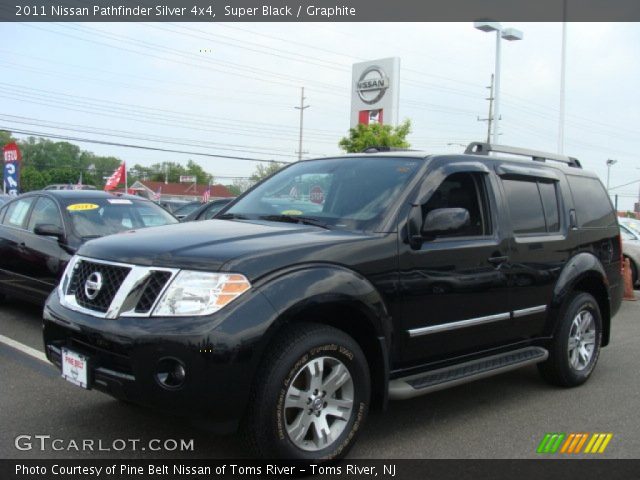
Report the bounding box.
[389,347,548,400]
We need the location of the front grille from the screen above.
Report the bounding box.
[134,271,172,313]
[68,260,131,313]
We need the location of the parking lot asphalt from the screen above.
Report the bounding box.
[0,295,638,460]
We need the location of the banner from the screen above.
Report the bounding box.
[3,142,22,196]
[104,162,125,191]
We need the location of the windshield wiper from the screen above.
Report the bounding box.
[217,213,249,220]
[259,214,332,230]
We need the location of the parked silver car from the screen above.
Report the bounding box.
[619,220,640,286]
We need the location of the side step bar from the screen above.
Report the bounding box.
[389,347,548,400]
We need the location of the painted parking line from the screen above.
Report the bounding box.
[0,333,47,363]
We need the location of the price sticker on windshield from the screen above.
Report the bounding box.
[66,203,99,212]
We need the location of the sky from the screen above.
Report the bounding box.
[2,21,639,209]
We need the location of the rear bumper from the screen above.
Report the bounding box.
[43,288,278,432]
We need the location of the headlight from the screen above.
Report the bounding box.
[152,271,251,317]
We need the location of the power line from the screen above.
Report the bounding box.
[3,127,291,164]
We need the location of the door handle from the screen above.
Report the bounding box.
[487,255,509,265]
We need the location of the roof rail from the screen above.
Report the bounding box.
[464,142,582,168]
[361,146,416,153]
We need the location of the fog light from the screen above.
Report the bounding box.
[155,358,186,390]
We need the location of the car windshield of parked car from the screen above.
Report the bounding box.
[173,202,201,217]
[621,219,640,237]
[223,157,421,231]
[63,197,178,238]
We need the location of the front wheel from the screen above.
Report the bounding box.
[244,323,370,460]
[538,292,602,387]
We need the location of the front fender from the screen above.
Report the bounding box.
[257,263,392,342]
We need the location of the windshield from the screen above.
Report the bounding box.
[621,219,640,237]
[63,197,178,238]
[224,157,421,231]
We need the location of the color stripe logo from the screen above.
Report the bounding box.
[537,433,613,454]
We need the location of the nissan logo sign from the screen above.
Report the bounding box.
[84,272,103,300]
[356,66,389,105]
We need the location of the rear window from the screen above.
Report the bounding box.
[567,176,616,228]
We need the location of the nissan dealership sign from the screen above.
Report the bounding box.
[350,57,400,128]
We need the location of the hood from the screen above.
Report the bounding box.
[78,219,375,279]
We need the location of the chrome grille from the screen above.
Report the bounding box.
[59,256,178,319]
[134,271,172,313]
[68,260,131,313]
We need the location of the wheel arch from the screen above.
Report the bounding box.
[551,253,611,346]
[254,265,393,411]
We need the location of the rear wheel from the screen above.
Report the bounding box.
[538,292,602,387]
[244,323,370,460]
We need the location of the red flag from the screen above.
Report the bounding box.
[104,163,125,191]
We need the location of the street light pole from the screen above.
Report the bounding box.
[474,21,523,144]
[493,30,502,144]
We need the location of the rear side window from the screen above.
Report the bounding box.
[502,178,561,235]
[567,176,616,228]
[2,197,35,229]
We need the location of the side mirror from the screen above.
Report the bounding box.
[34,224,65,240]
[422,208,470,236]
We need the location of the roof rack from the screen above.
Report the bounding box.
[464,142,582,168]
[361,146,416,153]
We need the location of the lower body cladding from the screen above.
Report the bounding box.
[42,289,278,433]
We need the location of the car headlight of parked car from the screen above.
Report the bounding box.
[152,271,251,317]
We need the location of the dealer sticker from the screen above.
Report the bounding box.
[66,203,99,211]
[61,348,89,389]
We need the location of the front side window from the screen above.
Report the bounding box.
[421,172,492,238]
[224,157,421,231]
[2,197,35,229]
[28,197,63,232]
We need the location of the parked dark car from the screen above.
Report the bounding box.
[180,198,235,222]
[43,143,623,460]
[158,199,189,214]
[0,190,177,303]
[171,201,203,220]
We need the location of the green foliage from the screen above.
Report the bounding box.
[129,161,213,185]
[250,162,285,182]
[0,130,16,147]
[226,184,243,196]
[338,120,412,153]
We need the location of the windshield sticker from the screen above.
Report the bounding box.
[66,203,99,212]
[281,209,303,216]
[107,199,133,205]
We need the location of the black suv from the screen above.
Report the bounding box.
[43,143,623,460]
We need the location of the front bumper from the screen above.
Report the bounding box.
[43,288,278,432]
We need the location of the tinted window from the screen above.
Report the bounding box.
[203,201,229,220]
[28,197,63,231]
[538,181,560,231]
[502,179,547,234]
[567,176,616,228]
[422,172,492,237]
[2,197,35,229]
[226,157,421,231]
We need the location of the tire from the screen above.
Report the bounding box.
[538,292,602,387]
[244,323,370,460]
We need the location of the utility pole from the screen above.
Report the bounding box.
[606,159,617,191]
[477,74,495,143]
[294,87,310,161]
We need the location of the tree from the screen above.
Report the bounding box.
[250,162,285,182]
[0,130,16,147]
[338,120,412,153]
